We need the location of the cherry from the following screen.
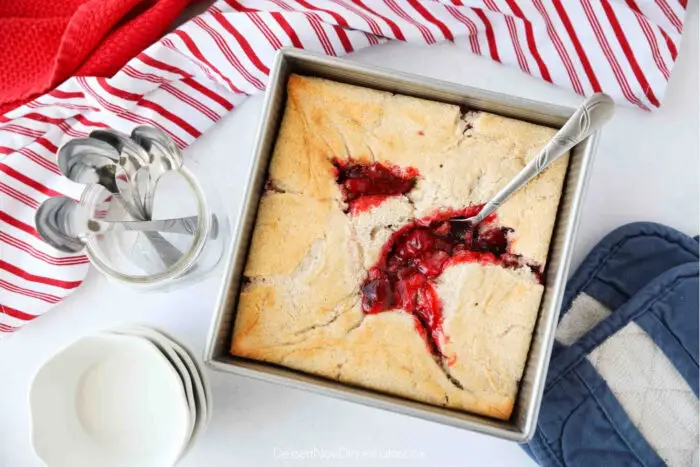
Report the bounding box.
[333,159,418,213]
[474,227,511,257]
[361,277,394,314]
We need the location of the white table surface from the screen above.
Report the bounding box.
[1,6,697,466]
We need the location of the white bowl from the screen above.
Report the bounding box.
[110,325,211,450]
[29,333,191,467]
[147,327,212,425]
[107,326,201,458]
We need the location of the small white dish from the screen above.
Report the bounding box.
[126,326,210,439]
[107,326,197,457]
[151,327,212,424]
[29,333,190,467]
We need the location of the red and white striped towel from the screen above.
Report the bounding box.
[0,0,688,334]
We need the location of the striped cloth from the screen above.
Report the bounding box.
[0,0,688,334]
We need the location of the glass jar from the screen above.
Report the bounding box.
[80,165,229,290]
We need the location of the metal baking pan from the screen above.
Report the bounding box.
[205,47,598,442]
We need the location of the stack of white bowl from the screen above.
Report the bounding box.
[29,325,211,467]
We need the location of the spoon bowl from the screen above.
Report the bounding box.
[35,197,86,253]
[89,129,152,217]
[131,126,184,217]
[131,125,181,161]
[89,129,150,171]
[57,138,121,189]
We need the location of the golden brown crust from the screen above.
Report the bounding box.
[267,95,339,200]
[437,263,544,419]
[231,75,568,420]
[243,193,330,277]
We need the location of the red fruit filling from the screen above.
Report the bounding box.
[330,159,542,360]
[332,159,418,214]
[360,206,541,359]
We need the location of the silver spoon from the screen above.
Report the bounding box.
[56,138,130,206]
[34,197,166,275]
[56,141,183,267]
[89,129,151,218]
[131,125,180,159]
[36,196,186,270]
[35,197,195,250]
[131,126,184,218]
[35,197,85,253]
[57,138,138,214]
[451,93,615,227]
[57,138,120,178]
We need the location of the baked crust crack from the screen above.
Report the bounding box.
[318,119,352,160]
[441,363,465,391]
[345,315,366,337]
[293,293,360,337]
[265,180,298,195]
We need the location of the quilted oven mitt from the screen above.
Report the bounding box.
[522,222,699,467]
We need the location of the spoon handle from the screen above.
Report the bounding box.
[81,186,183,268]
[88,216,199,235]
[471,93,615,225]
[112,196,185,267]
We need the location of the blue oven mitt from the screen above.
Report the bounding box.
[522,222,699,467]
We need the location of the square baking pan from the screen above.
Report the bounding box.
[205,47,598,442]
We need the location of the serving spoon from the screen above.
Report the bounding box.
[36,196,198,242]
[131,125,180,159]
[56,139,183,267]
[89,129,151,218]
[451,93,615,227]
[57,138,140,216]
[131,126,184,218]
[35,196,187,273]
[35,197,86,254]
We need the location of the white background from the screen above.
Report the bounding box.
[1,4,697,466]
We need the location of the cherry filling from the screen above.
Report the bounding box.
[332,159,418,214]
[360,206,542,360]
[330,159,543,362]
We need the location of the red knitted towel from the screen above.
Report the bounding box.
[0,0,194,115]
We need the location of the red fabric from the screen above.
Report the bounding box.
[0,0,194,115]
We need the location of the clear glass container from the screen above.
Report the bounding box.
[80,165,229,290]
